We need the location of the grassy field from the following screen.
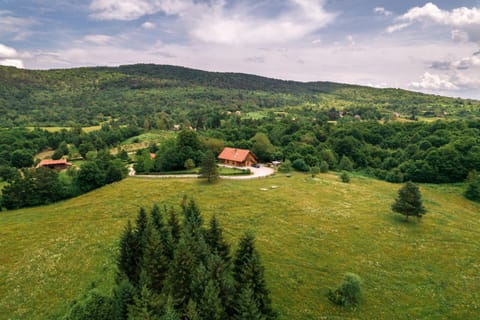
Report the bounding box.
[1,173,479,319]
[114,131,177,154]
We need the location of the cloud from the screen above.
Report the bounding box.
[430,52,480,71]
[142,21,156,29]
[387,3,480,41]
[82,34,114,45]
[0,59,24,68]
[89,0,336,45]
[89,0,195,20]
[0,43,18,58]
[410,72,458,90]
[410,71,480,92]
[0,10,37,37]
[374,7,392,17]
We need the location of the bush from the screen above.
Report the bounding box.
[278,160,292,173]
[319,161,329,173]
[338,156,354,172]
[385,168,404,183]
[292,158,310,172]
[340,171,350,183]
[327,273,362,307]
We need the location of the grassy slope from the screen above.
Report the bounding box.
[1,174,479,319]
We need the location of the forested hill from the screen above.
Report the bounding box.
[1,64,479,127]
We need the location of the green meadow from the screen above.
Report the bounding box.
[1,173,479,319]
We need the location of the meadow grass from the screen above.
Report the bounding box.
[26,126,101,133]
[1,173,479,319]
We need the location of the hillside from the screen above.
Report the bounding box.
[1,64,479,127]
[1,174,479,319]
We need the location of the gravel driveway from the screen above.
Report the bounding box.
[131,164,275,180]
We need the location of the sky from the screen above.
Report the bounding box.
[1,1,480,99]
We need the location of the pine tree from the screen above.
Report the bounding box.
[161,296,180,320]
[185,300,201,320]
[117,221,140,284]
[233,232,276,320]
[139,224,169,294]
[183,199,204,240]
[168,207,181,244]
[111,279,136,320]
[165,236,197,314]
[199,152,219,183]
[392,181,427,221]
[205,215,230,263]
[127,286,159,320]
[198,280,224,320]
[151,204,164,231]
[234,287,265,320]
[207,254,236,317]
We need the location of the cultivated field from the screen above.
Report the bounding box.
[0,173,479,319]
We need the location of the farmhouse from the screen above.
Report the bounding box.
[218,147,257,167]
[36,159,72,170]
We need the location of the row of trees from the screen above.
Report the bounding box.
[64,199,276,319]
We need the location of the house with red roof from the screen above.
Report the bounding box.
[218,147,257,167]
[36,159,72,170]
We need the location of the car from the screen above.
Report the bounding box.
[252,163,260,168]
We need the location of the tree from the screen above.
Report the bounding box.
[205,215,230,263]
[310,166,320,178]
[251,133,275,162]
[233,232,276,320]
[391,181,426,221]
[319,161,329,173]
[234,287,265,320]
[10,149,34,168]
[465,170,480,202]
[184,158,196,170]
[327,273,362,307]
[76,161,105,192]
[200,152,219,184]
[338,155,354,172]
[340,171,350,183]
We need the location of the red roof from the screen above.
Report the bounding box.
[36,159,72,168]
[218,147,255,162]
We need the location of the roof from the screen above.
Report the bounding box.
[218,147,255,162]
[36,159,72,168]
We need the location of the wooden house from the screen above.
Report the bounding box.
[36,159,72,170]
[218,147,257,167]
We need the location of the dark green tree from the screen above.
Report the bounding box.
[392,181,426,221]
[111,279,136,320]
[140,225,169,294]
[327,273,362,307]
[199,152,219,184]
[168,207,181,244]
[234,287,265,320]
[117,221,139,284]
[233,232,276,320]
[465,171,480,202]
[205,215,230,263]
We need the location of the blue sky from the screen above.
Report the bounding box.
[1,1,480,99]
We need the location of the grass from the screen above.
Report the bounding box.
[114,131,176,154]
[1,174,480,319]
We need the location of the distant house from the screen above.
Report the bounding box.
[218,147,258,167]
[36,159,72,170]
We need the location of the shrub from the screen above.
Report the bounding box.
[327,273,362,307]
[292,158,310,172]
[319,161,329,173]
[278,160,292,173]
[340,171,350,183]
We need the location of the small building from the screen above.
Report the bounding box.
[36,159,72,170]
[218,147,257,167]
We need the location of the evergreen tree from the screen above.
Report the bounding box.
[185,300,201,320]
[168,207,181,244]
[127,286,160,320]
[140,225,169,294]
[151,204,164,231]
[392,181,427,221]
[161,296,180,320]
[183,199,204,240]
[234,287,265,320]
[117,221,140,284]
[207,254,236,317]
[205,215,231,263]
[198,280,224,320]
[233,233,276,320]
[199,152,219,183]
[112,280,136,320]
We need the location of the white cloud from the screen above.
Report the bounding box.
[89,0,195,20]
[410,72,458,90]
[410,71,480,92]
[374,7,392,17]
[451,29,469,42]
[82,34,113,45]
[89,0,336,45]
[0,43,18,58]
[0,59,24,68]
[0,10,36,37]
[142,21,156,29]
[388,2,480,41]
